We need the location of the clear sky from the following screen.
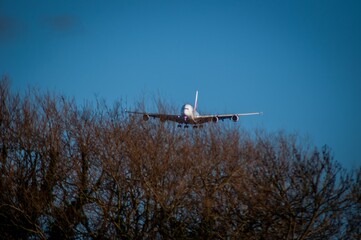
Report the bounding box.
[1,0,360,169]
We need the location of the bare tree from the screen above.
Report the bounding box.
[237,133,355,239]
[0,77,359,239]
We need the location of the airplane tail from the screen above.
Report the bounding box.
[194,90,198,113]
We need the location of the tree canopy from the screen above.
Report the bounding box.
[0,77,360,239]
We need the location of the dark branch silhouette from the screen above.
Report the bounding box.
[0,77,359,239]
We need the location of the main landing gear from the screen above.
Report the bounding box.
[177,124,203,129]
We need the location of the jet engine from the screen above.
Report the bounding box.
[143,114,150,121]
[212,116,219,123]
[232,115,239,122]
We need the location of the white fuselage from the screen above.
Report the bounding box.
[181,104,199,119]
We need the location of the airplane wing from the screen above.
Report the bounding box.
[194,112,263,124]
[125,110,185,123]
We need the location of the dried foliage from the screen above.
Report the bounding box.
[0,77,360,239]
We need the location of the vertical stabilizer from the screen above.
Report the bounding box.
[194,90,198,113]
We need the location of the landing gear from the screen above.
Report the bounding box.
[177,124,202,129]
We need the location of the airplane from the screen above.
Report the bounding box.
[125,91,262,128]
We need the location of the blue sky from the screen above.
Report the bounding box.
[1,0,360,169]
